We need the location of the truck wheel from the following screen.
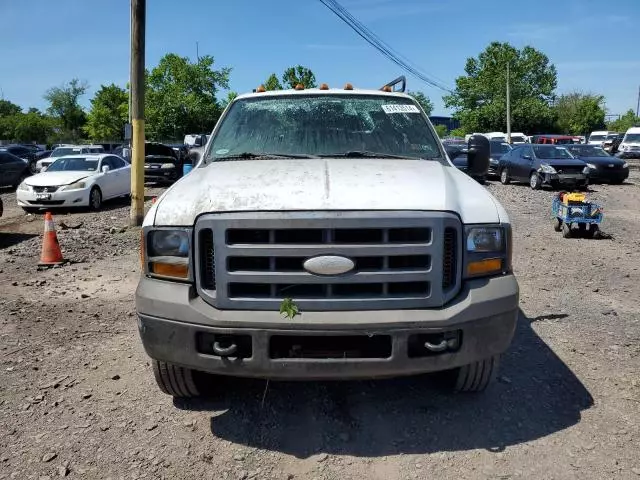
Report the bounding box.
[451,355,499,393]
[562,222,572,238]
[152,360,200,398]
[553,217,562,232]
[584,224,598,239]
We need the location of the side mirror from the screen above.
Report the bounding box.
[101,165,110,173]
[467,134,490,176]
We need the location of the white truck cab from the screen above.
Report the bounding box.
[618,127,640,159]
[136,80,519,398]
[588,130,614,146]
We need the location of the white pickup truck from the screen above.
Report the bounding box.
[136,82,519,397]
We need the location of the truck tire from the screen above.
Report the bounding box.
[451,355,499,393]
[553,217,562,232]
[152,360,200,398]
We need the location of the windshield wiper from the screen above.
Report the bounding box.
[213,152,319,161]
[318,151,415,159]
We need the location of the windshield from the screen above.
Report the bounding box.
[624,133,640,143]
[589,135,606,142]
[206,94,442,161]
[52,147,82,157]
[490,142,512,155]
[510,135,526,143]
[533,146,574,159]
[46,157,98,172]
[568,146,609,157]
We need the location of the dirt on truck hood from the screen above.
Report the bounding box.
[148,158,505,226]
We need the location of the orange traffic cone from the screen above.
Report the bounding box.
[38,212,65,266]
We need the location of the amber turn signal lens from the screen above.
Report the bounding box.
[256,85,266,93]
[467,258,502,277]
[150,262,189,279]
[319,83,329,90]
[344,83,353,90]
[294,83,305,90]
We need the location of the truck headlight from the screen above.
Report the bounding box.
[17,182,32,192]
[61,181,86,191]
[465,226,511,278]
[539,163,557,174]
[144,228,191,281]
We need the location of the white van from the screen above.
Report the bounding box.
[618,127,640,159]
[509,132,527,144]
[588,131,614,146]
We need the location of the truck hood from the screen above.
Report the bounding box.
[24,171,93,187]
[150,159,505,226]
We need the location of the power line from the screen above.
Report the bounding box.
[317,0,453,93]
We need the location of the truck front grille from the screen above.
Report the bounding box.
[195,212,462,311]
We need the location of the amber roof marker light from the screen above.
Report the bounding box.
[319,83,330,90]
[256,85,266,93]
[344,83,354,90]
[294,83,305,90]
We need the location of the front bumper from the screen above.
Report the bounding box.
[542,172,588,187]
[587,166,629,183]
[144,165,179,181]
[16,188,90,208]
[136,274,519,380]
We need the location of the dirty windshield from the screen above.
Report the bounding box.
[46,157,98,172]
[206,94,442,161]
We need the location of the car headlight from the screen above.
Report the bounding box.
[539,164,557,174]
[489,158,499,165]
[160,163,176,169]
[586,163,596,169]
[622,162,628,168]
[60,181,87,191]
[143,229,191,281]
[17,182,32,192]
[465,226,511,278]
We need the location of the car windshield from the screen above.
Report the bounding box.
[511,135,526,143]
[624,133,640,143]
[52,147,82,157]
[589,135,606,142]
[46,157,98,172]
[534,146,574,159]
[490,142,512,154]
[569,146,609,157]
[206,94,442,161]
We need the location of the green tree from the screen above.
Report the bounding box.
[554,92,606,135]
[145,54,231,141]
[84,84,128,141]
[0,99,21,117]
[282,65,317,89]
[434,124,448,138]
[221,91,238,109]
[13,112,54,143]
[608,109,640,132]
[263,73,283,91]
[43,78,88,141]
[449,127,466,138]
[444,42,557,134]
[408,91,434,116]
[0,115,17,140]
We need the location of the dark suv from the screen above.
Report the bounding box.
[499,144,588,190]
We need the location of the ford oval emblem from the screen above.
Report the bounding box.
[303,255,355,276]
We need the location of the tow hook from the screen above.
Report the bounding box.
[424,336,460,353]
[212,341,238,357]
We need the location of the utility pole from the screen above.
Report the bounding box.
[636,84,639,119]
[506,62,511,144]
[130,0,146,226]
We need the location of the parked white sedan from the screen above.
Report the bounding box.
[17,154,131,212]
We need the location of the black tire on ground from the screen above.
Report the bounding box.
[451,355,500,393]
[152,360,200,398]
[562,222,572,238]
[530,171,541,190]
[553,217,562,232]
[500,168,511,185]
[89,186,102,211]
[584,224,599,239]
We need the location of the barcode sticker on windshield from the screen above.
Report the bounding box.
[382,104,420,114]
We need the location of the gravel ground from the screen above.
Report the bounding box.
[1,166,639,480]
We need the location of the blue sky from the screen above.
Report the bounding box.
[0,0,638,119]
